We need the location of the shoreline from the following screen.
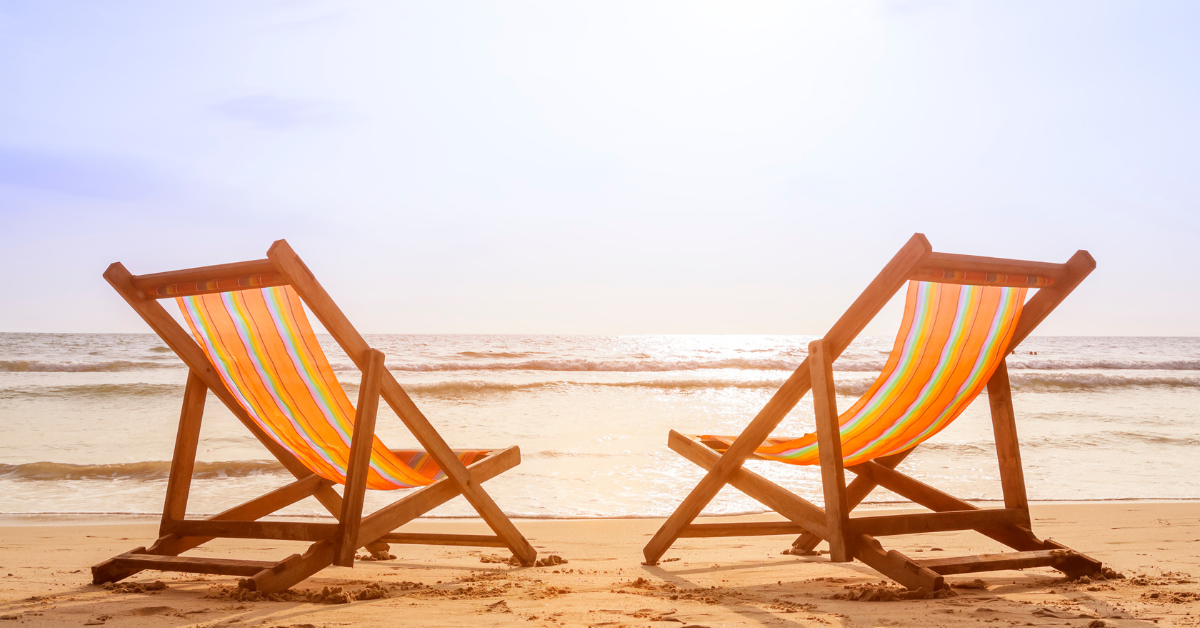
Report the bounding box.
[1,501,1198,626]
[3,498,1198,527]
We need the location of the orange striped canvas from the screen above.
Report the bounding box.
[701,281,1026,466]
[176,286,489,490]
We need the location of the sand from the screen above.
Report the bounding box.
[1,502,1198,627]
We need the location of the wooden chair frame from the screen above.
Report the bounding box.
[644,234,1104,590]
[92,240,536,592]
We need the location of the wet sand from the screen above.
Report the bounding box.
[1,502,1197,627]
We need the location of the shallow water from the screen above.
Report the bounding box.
[1,333,1198,520]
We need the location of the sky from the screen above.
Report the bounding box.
[1,1,1198,335]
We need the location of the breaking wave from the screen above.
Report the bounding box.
[0,383,182,399]
[5,373,1196,402]
[1008,358,1200,371]
[0,360,176,372]
[1007,372,1200,392]
[0,460,287,481]
[381,357,883,373]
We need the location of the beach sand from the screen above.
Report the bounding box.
[1,502,1197,627]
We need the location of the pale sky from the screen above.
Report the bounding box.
[1,1,1197,335]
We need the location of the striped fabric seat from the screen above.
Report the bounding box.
[701,280,1026,466]
[177,285,489,490]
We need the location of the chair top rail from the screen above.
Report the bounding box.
[911,251,1075,287]
[130,258,287,299]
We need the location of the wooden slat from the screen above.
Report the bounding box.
[160,371,206,533]
[810,339,850,562]
[679,521,806,538]
[848,508,1025,537]
[912,252,1068,286]
[335,349,384,567]
[667,430,829,539]
[987,361,1031,526]
[642,234,933,564]
[112,553,279,577]
[131,259,281,296]
[161,520,339,542]
[267,239,537,566]
[916,549,1076,575]
[378,533,508,547]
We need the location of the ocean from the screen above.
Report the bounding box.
[1,333,1198,522]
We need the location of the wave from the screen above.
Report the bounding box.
[0,360,176,372]
[1023,432,1200,449]
[1007,372,1200,392]
[381,357,881,373]
[396,378,879,396]
[380,357,1200,373]
[0,383,182,399]
[909,431,1200,453]
[362,373,1200,398]
[0,460,287,481]
[457,351,537,359]
[1008,359,1200,371]
[6,372,1194,402]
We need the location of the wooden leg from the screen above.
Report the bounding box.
[792,449,913,553]
[854,535,944,591]
[160,371,207,535]
[987,361,1031,527]
[245,542,335,593]
[810,340,851,562]
[334,349,384,567]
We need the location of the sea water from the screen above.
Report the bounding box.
[1,333,1198,521]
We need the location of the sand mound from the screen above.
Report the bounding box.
[103,581,167,594]
[829,583,957,601]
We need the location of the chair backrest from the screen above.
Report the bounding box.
[177,285,482,489]
[753,280,1026,465]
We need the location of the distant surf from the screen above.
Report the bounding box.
[2,332,1198,519]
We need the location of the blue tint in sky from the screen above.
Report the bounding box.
[1,1,1197,334]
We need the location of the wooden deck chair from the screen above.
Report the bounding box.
[643,234,1104,591]
[92,240,536,592]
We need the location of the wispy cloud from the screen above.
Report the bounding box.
[212,95,349,130]
[0,146,167,200]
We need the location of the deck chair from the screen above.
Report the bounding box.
[92,240,536,592]
[644,234,1104,591]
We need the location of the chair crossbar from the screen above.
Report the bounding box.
[379,533,508,547]
[132,259,285,298]
[912,252,1069,287]
[161,520,340,542]
[680,521,808,538]
[846,508,1026,537]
